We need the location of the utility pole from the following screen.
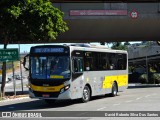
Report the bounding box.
[18,42,23,93]
[12,61,16,96]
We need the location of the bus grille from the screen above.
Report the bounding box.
[33,91,59,98]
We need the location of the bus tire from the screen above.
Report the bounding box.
[44,99,56,105]
[110,82,118,97]
[82,85,91,103]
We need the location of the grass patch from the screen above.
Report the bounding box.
[0,61,20,75]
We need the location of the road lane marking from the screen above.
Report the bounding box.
[145,95,151,98]
[136,97,142,100]
[113,103,121,106]
[97,107,106,111]
[125,100,133,103]
[152,93,157,96]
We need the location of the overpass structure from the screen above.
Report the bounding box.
[2,1,159,44]
[49,1,160,43]
[128,42,160,67]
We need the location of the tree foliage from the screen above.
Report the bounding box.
[19,0,68,41]
[0,0,20,44]
[111,42,128,50]
[0,0,68,97]
[0,0,68,43]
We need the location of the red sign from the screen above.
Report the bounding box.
[70,10,128,16]
[130,10,138,19]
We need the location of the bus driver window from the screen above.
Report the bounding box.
[73,58,83,73]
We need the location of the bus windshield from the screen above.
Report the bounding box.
[31,56,70,80]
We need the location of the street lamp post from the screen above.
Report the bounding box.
[146,49,149,83]
[18,42,24,93]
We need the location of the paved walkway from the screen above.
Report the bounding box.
[128,83,160,88]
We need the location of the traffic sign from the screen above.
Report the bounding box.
[130,10,138,19]
[0,49,19,62]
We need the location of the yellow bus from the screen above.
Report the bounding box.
[25,44,128,104]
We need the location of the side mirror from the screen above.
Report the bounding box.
[23,54,29,71]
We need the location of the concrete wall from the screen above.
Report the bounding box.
[128,43,160,59]
[53,3,160,19]
[51,3,160,42]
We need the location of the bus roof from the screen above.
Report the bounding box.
[69,43,127,54]
[30,44,127,54]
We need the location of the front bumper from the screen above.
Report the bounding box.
[29,88,71,100]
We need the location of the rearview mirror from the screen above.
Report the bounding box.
[23,54,29,70]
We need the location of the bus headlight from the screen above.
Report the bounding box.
[60,85,70,94]
[65,85,70,90]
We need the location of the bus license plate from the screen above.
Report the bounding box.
[42,94,50,97]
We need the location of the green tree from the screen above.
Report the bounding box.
[111,42,127,50]
[124,41,130,46]
[0,0,68,97]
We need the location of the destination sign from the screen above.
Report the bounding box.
[70,10,128,16]
[34,48,64,53]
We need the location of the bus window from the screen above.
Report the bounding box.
[108,53,117,70]
[34,57,47,74]
[84,52,96,71]
[73,58,83,73]
[117,54,127,70]
[31,56,70,79]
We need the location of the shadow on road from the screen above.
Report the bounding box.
[0,94,117,112]
[0,99,82,112]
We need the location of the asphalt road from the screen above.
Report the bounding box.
[0,86,160,120]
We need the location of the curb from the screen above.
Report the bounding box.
[0,96,29,103]
[128,84,160,88]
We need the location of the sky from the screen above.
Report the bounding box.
[0,44,33,53]
[0,42,141,53]
[0,43,60,53]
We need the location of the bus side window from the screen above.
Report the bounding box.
[73,58,83,73]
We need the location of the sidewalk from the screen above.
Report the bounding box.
[128,83,160,88]
[0,80,29,102]
[0,90,29,102]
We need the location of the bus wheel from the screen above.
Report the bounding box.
[82,85,91,103]
[44,99,56,105]
[111,82,118,97]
